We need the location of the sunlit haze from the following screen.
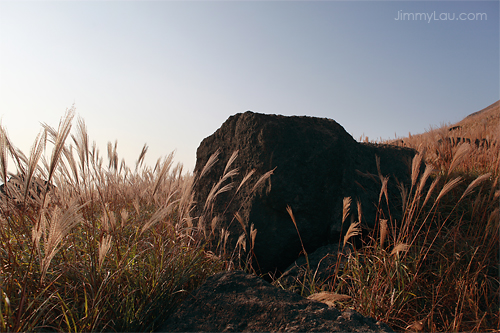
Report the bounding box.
[0,1,498,173]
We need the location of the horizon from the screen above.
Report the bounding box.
[0,1,498,172]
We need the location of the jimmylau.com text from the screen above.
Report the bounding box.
[394,10,487,23]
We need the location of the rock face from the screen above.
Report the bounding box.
[158,270,393,332]
[278,243,352,290]
[0,174,54,204]
[193,111,416,275]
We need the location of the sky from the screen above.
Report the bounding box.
[0,0,498,173]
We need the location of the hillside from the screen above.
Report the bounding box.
[390,99,499,147]
[387,100,499,174]
[452,99,500,141]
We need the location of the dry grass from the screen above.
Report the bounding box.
[388,100,500,177]
[0,103,498,332]
[278,102,499,332]
[0,108,229,332]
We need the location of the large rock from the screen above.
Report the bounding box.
[278,243,352,291]
[0,174,55,206]
[158,270,393,332]
[193,111,416,275]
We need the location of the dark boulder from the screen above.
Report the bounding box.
[158,270,393,332]
[0,174,55,204]
[278,243,352,291]
[193,111,416,275]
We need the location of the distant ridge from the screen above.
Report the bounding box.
[387,99,499,147]
[465,100,500,119]
[455,100,499,135]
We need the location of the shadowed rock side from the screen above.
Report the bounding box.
[278,243,353,290]
[0,174,55,206]
[193,111,417,275]
[158,271,394,332]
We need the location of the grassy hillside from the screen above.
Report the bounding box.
[388,100,499,176]
[0,104,498,332]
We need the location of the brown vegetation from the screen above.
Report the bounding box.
[0,108,227,332]
[0,102,498,332]
[286,100,499,331]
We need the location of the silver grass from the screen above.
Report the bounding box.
[342,197,352,223]
[380,219,388,248]
[391,243,409,257]
[417,164,435,197]
[214,182,234,198]
[379,176,389,205]
[98,234,113,271]
[485,208,499,239]
[343,221,361,247]
[250,223,257,250]
[448,143,471,174]
[399,183,408,215]
[0,125,8,185]
[460,173,491,201]
[44,109,75,186]
[199,149,220,180]
[24,130,47,203]
[140,200,177,235]
[422,175,441,208]
[152,152,174,197]
[136,144,148,172]
[286,205,306,257]
[204,171,236,214]
[436,177,463,203]
[107,141,118,171]
[307,292,351,307]
[211,216,219,233]
[411,153,423,188]
[356,200,362,224]
[223,150,238,176]
[236,169,256,193]
[8,142,27,176]
[71,117,90,181]
[251,168,275,194]
[40,200,83,281]
[236,233,246,252]
[235,212,245,232]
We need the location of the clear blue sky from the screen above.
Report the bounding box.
[0,1,498,172]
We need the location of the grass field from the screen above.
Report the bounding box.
[0,105,498,332]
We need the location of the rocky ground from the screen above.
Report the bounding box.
[158,270,394,332]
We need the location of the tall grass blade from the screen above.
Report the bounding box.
[251,168,274,194]
[287,206,306,256]
[24,130,47,203]
[236,169,255,193]
[379,219,388,248]
[0,125,8,186]
[356,200,362,224]
[422,175,441,208]
[449,143,471,174]
[223,150,238,176]
[343,221,361,247]
[411,153,423,187]
[460,173,491,201]
[417,164,435,196]
[41,200,83,281]
[435,176,462,203]
[44,108,75,185]
[136,144,148,171]
[199,149,220,179]
[390,243,409,257]
[98,235,113,270]
[342,197,352,223]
